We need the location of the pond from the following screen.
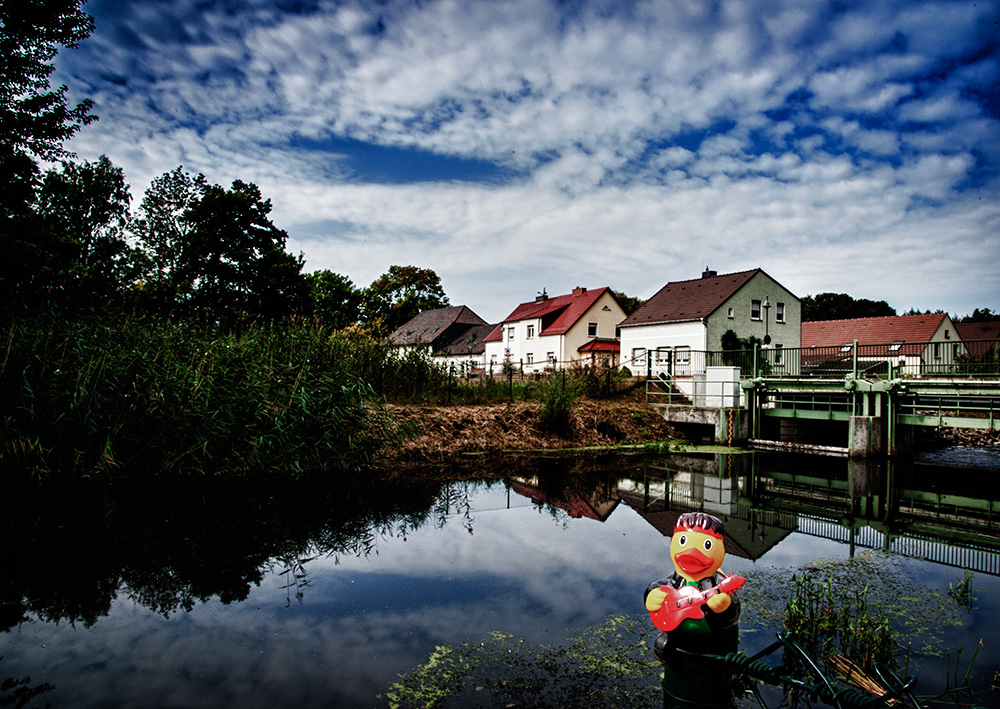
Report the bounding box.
[2,450,999,708]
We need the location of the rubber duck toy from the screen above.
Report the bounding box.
[643,511,743,661]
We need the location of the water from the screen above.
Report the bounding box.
[2,452,999,708]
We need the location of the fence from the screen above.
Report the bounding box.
[634,338,999,382]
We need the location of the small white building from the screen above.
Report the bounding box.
[618,268,801,378]
[483,287,626,373]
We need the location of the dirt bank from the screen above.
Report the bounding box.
[383,399,679,462]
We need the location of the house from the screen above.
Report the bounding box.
[386,305,495,372]
[618,268,801,377]
[483,286,626,372]
[801,313,965,376]
[954,321,1000,363]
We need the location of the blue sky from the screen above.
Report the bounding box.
[55,0,999,322]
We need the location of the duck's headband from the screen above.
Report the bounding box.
[674,512,725,539]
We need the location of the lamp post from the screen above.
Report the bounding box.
[762,296,771,346]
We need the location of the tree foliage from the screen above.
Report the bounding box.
[801,292,896,322]
[363,264,449,336]
[306,270,363,329]
[0,0,97,160]
[611,289,644,316]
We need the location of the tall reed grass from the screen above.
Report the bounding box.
[0,312,403,480]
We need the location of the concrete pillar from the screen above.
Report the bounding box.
[849,416,882,458]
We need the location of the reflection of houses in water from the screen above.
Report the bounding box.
[616,453,796,562]
[507,476,619,521]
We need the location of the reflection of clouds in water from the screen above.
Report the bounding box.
[2,482,673,708]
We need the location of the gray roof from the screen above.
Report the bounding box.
[387,306,487,346]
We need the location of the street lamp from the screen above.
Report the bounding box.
[762,295,771,346]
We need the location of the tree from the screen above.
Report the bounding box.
[1,0,97,160]
[35,155,133,306]
[130,166,207,313]
[306,270,363,330]
[956,308,1000,323]
[801,293,896,322]
[612,289,645,316]
[175,179,306,324]
[363,265,449,336]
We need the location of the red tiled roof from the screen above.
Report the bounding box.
[802,313,949,348]
[578,338,620,353]
[483,287,615,341]
[954,322,1000,359]
[619,269,761,327]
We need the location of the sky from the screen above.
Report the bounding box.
[53,0,1000,323]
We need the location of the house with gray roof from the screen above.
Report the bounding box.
[386,305,494,372]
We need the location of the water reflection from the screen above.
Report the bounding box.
[2,451,998,707]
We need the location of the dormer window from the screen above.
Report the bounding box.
[840,343,853,353]
[889,341,903,352]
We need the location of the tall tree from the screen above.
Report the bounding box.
[801,293,896,322]
[0,0,97,160]
[363,265,449,336]
[130,166,207,313]
[306,270,363,330]
[175,179,306,324]
[35,156,132,304]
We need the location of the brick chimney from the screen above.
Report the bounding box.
[572,286,587,295]
[701,268,717,279]
[535,288,548,303]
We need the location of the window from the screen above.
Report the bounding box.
[547,352,556,364]
[656,347,671,364]
[631,348,646,366]
[953,343,961,359]
[933,342,942,359]
[774,344,783,365]
[840,343,853,353]
[588,322,598,337]
[675,346,691,364]
[889,341,903,352]
[727,307,734,319]
[526,324,534,338]
[507,326,515,340]
[526,353,534,364]
[750,299,762,320]
[775,302,785,323]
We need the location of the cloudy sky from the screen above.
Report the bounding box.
[55,0,999,322]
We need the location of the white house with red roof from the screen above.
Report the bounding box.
[483,286,626,372]
[801,312,965,375]
[618,268,801,377]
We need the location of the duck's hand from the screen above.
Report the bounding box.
[645,587,668,613]
[706,591,731,613]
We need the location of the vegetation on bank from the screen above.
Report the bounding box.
[0,310,666,481]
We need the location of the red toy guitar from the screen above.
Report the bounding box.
[649,573,746,631]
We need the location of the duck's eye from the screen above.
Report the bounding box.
[703,539,713,551]
[678,534,688,546]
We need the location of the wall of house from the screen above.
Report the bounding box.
[619,320,707,376]
[707,272,801,352]
[557,290,627,367]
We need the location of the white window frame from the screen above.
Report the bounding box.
[656,347,671,364]
[507,326,515,341]
[526,324,535,338]
[774,344,783,365]
[775,302,785,323]
[675,346,691,364]
[526,353,534,364]
[588,322,598,337]
[727,307,734,319]
[750,299,762,321]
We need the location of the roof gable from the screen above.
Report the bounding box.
[387,305,487,346]
[620,269,761,327]
[484,287,617,341]
[801,313,949,348]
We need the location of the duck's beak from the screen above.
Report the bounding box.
[674,548,714,577]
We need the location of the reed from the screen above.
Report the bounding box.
[0,311,402,480]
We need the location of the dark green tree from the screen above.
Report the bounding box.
[611,289,645,316]
[956,308,999,323]
[130,166,208,314]
[363,265,449,336]
[176,179,307,324]
[801,293,896,322]
[306,270,363,329]
[0,0,97,160]
[35,155,133,306]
